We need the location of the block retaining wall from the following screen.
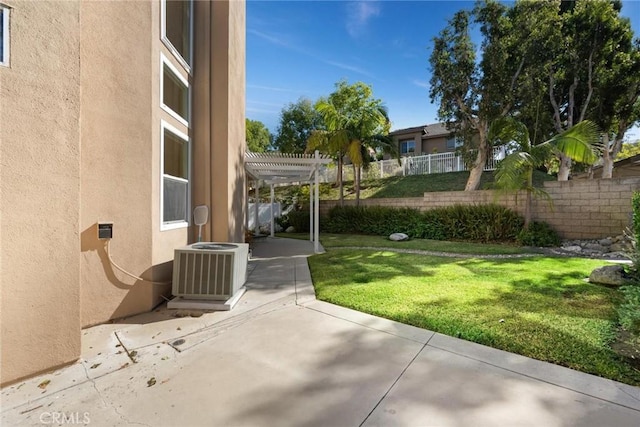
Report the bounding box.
[319,177,640,239]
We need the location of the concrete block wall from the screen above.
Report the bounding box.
[319,177,640,240]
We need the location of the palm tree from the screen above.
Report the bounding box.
[491,118,600,226]
[307,81,392,206]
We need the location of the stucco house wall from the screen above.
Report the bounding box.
[1,0,246,386]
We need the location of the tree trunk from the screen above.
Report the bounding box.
[338,156,344,207]
[524,167,533,228]
[353,164,361,206]
[465,129,488,191]
[557,154,572,181]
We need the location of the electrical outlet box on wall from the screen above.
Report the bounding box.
[97,222,113,240]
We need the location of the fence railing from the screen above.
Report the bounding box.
[316,148,504,183]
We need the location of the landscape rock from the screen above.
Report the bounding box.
[584,243,605,252]
[589,265,629,286]
[599,238,612,247]
[563,245,583,252]
[285,226,295,233]
[389,233,409,242]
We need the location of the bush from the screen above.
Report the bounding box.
[322,204,523,243]
[286,210,310,233]
[516,221,561,247]
[618,285,640,334]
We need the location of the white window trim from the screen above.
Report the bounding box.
[160,53,190,127]
[160,0,192,74]
[160,120,191,231]
[1,5,10,67]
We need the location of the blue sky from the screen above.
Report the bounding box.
[246,0,640,139]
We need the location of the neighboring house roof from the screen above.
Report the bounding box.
[390,122,452,139]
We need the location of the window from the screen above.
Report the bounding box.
[1,5,9,67]
[446,136,463,150]
[162,0,192,70]
[161,121,190,229]
[400,140,415,155]
[161,54,189,125]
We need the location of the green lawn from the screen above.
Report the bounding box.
[308,247,640,385]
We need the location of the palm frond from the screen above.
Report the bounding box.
[545,120,601,165]
[495,152,535,190]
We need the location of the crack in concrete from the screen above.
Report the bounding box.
[80,348,151,427]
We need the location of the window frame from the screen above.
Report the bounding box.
[1,5,10,67]
[400,139,416,155]
[160,53,190,127]
[446,136,463,150]
[160,0,193,73]
[160,120,191,231]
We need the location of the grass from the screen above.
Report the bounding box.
[277,232,533,255]
[273,170,554,202]
[307,247,640,385]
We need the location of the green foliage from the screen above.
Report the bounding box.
[618,285,640,334]
[322,204,523,243]
[284,210,310,233]
[273,98,324,154]
[632,192,640,244]
[516,221,561,247]
[245,118,272,153]
[616,142,640,161]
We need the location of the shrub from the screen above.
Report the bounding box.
[618,284,640,334]
[516,221,561,247]
[286,210,310,233]
[322,204,523,243]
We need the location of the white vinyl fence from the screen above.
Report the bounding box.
[317,147,504,183]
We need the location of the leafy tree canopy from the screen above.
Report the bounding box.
[272,98,324,154]
[246,118,272,153]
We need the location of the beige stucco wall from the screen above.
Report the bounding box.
[193,0,246,243]
[1,1,82,385]
[1,0,246,385]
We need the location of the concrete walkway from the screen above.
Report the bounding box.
[2,237,639,426]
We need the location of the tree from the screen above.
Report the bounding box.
[616,140,640,161]
[492,118,600,226]
[307,81,391,205]
[429,0,533,191]
[543,0,639,180]
[245,118,271,153]
[273,98,324,154]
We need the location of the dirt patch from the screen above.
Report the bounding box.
[612,329,640,370]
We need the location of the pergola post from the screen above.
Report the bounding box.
[270,184,275,237]
[309,180,314,242]
[314,150,320,253]
[245,181,250,232]
[254,181,260,235]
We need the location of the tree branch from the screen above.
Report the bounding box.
[568,74,578,128]
[579,48,594,123]
[548,70,564,133]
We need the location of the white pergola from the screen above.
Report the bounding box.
[244,151,333,253]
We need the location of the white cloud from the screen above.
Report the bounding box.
[324,60,375,78]
[346,1,381,38]
[247,84,307,93]
[412,80,430,90]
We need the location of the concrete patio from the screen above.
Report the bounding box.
[2,237,639,426]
